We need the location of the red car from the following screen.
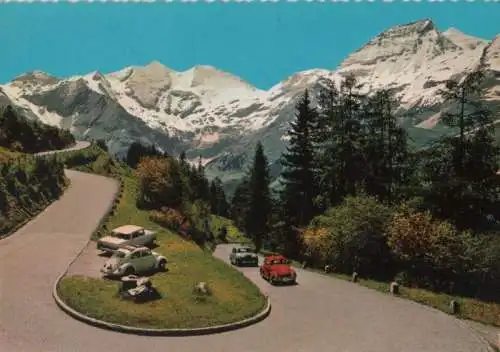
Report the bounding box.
[260,255,297,285]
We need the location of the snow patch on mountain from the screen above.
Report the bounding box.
[0,19,498,188]
[1,83,65,126]
[336,20,488,122]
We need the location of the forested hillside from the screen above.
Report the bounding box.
[56,140,238,248]
[230,66,500,308]
[0,105,74,236]
[116,142,233,248]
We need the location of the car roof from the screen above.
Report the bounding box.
[112,225,144,235]
[265,255,287,261]
[120,245,150,252]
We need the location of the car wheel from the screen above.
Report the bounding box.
[270,276,277,285]
[124,266,135,276]
[158,259,167,271]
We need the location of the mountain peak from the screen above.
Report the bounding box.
[406,19,436,32]
[182,65,257,91]
[443,27,463,36]
[11,71,59,86]
[144,60,174,73]
[338,19,457,72]
[442,27,488,50]
[1,20,498,186]
[90,70,104,80]
[190,64,224,75]
[375,19,438,42]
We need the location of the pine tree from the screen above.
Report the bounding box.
[313,78,341,209]
[337,75,365,197]
[125,142,164,169]
[244,142,271,252]
[439,67,492,174]
[177,151,192,203]
[230,177,250,230]
[215,178,229,217]
[424,66,500,230]
[362,89,411,203]
[189,157,210,202]
[209,180,219,214]
[209,177,229,217]
[279,90,318,257]
[314,76,365,207]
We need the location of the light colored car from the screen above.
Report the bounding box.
[229,246,259,266]
[97,225,156,253]
[100,245,167,277]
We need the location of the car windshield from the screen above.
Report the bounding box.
[238,248,251,253]
[112,251,126,258]
[115,232,131,240]
[272,259,288,265]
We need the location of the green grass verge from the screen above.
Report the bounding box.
[209,214,250,244]
[260,248,500,329]
[57,174,267,329]
[0,149,69,237]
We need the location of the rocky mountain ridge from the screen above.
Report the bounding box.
[1,19,499,192]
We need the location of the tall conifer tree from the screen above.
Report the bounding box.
[244,142,271,252]
[279,90,318,257]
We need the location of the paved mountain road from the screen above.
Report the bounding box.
[0,143,494,352]
[35,141,91,156]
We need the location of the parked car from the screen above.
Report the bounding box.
[229,246,259,266]
[100,245,167,277]
[97,225,156,254]
[260,255,297,285]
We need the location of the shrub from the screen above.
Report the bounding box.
[135,157,182,209]
[216,225,228,243]
[302,195,393,278]
[149,207,185,232]
[386,205,481,292]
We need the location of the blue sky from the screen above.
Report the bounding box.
[0,2,499,89]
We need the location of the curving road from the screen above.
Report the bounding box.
[0,143,493,352]
[35,141,92,156]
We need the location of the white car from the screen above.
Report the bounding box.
[97,225,156,253]
[100,245,167,277]
[229,246,259,266]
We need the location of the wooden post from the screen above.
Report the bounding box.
[390,281,399,295]
[449,300,459,314]
[351,272,359,283]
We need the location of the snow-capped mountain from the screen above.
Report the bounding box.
[1,19,499,192]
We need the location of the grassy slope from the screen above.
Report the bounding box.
[0,146,19,162]
[209,214,249,244]
[57,148,266,329]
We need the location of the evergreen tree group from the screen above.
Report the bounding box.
[230,142,272,252]
[230,67,500,284]
[0,106,70,235]
[129,145,229,218]
[0,105,75,153]
[125,142,167,169]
